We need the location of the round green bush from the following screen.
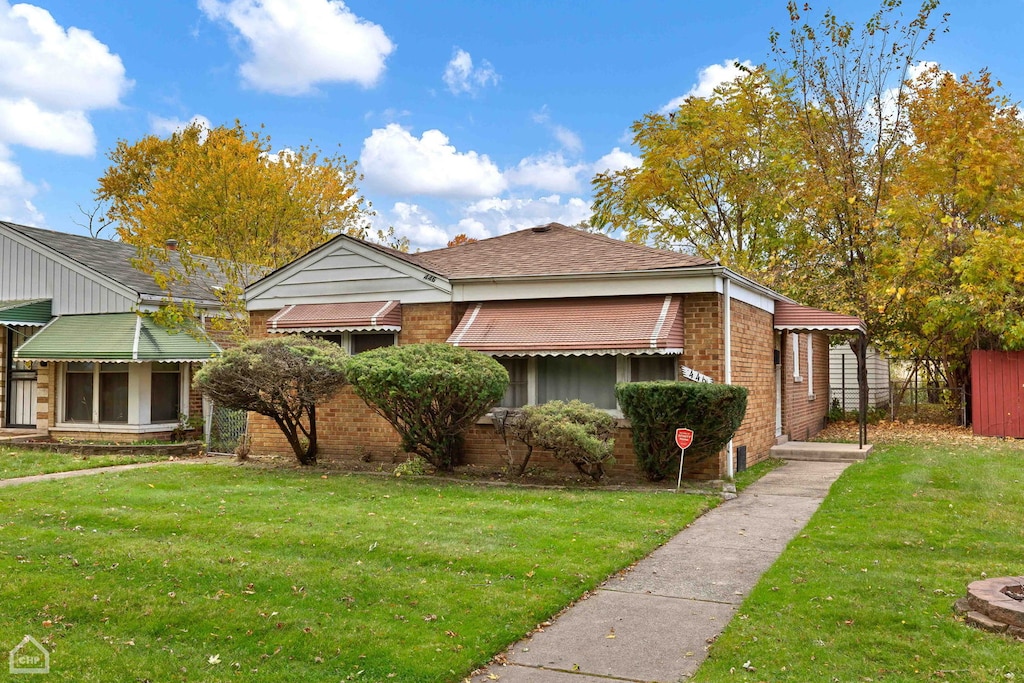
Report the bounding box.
[345,343,508,471]
[615,381,748,481]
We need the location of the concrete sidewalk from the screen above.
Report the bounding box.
[0,455,232,488]
[469,460,851,682]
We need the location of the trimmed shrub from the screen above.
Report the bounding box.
[616,381,748,481]
[491,408,536,476]
[521,400,616,482]
[194,335,348,466]
[344,344,508,471]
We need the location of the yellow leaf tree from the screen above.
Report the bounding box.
[96,121,372,336]
[887,66,1024,402]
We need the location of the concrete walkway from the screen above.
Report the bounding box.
[469,460,851,682]
[0,456,231,488]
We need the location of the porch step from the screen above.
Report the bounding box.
[770,441,872,462]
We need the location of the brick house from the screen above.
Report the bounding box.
[245,223,864,479]
[0,221,221,441]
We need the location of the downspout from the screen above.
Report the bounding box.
[723,277,733,479]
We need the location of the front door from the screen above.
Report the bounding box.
[775,332,783,438]
[5,327,37,428]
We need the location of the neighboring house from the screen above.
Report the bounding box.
[0,221,221,440]
[245,223,865,479]
[829,343,890,409]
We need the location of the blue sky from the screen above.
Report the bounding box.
[1,0,1021,250]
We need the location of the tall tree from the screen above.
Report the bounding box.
[886,66,1024,401]
[592,66,801,280]
[769,0,946,343]
[96,122,372,334]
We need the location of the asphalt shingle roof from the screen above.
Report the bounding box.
[2,221,225,301]
[410,223,717,279]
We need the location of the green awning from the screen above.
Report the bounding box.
[0,299,52,326]
[14,313,222,362]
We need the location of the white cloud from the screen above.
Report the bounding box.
[0,145,43,224]
[531,107,584,155]
[660,58,754,113]
[0,2,129,156]
[505,153,584,193]
[0,98,94,155]
[552,125,583,155]
[360,124,507,198]
[442,47,499,95]
[463,194,591,236]
[199,0,394,95]
[0,2,128,111]
[592,147,642,175]
[377,202,451,250]
[150,114,212,137]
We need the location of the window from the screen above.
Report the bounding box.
[792,332,802,382]
[64,362,94,422]
[351,333,395,354]
[539,356,618,409]
[630,356,677,382]
[310,332,395,354]
[64,362,127,423]
[498,358,528,408]
[151,362,181,422]
[99,364,128,422]
[806,333,815,398]
[494,355,677,412]
[59,361,187,428]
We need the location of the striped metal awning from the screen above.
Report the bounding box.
[14,313,221,363]
[448,295,684,356]
[773,302,866,333]
[0,299,52,327]
[267,301,402,333]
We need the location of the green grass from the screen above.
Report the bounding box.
[0,446,167,479]
[693,441,1024,682]
[0,464,713,681]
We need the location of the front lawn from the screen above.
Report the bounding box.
[0,445,167,480]
[0,464,712,681]
[693,441,1024,681]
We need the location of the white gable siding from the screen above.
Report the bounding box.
[248,243,450,310]
[829,344,890,407]
[0,233,135,314]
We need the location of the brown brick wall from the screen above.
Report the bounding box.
[249,296,752,481]
[729,301,776,470]
[781,331,830,441]
[248,303,458,461]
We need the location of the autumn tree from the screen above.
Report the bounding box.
[446,233,478,247]
[96,121,372,335]
[885,66,1024,403]
[592,66,801,280]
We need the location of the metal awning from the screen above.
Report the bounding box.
[14,313,221,363]
[773,302,866,333]
[0,299,52,327]
[267,301,402,333]
[448,295,684,356]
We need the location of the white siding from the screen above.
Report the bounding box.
[248,242,450,309]
[829,344,890,407]
[0,233,135,314]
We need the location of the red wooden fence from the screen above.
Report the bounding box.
[971,350,1024,437]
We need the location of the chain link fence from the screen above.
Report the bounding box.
[204,403,248,455]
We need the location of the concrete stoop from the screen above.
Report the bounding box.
[770,441,872,462]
